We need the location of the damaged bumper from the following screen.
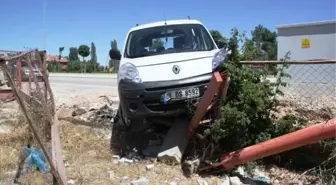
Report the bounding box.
[118,73,212,119]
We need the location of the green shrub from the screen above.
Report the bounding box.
[210,28,290,152]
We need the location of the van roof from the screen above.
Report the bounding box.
[129,19,204,32]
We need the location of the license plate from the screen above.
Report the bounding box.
[162,87,200,102]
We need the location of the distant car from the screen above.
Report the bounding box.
[5,60,47,83]
[110,19,228,130]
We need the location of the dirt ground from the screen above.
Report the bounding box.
[0,94,333,185]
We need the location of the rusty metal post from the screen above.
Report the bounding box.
[187,72,223,138]
[16,57,22,89]
[219,118,336,169]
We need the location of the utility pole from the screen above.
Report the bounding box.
[42,0,47,50]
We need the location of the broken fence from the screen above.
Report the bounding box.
[0,50,66,185]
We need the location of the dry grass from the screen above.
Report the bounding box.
[59,120,223,185]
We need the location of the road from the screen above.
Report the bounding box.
[49,73,119,105]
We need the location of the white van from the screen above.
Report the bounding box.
[110,19,228,129]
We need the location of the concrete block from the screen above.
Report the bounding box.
[157,119,189,164]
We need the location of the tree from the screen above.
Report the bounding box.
[58,47,64,71]
[109,39,121,72]
[210,30,228,49]
[251,25,277,60]
[90,42,98,72]
[59,47,64,59]
[111,39,118,50]
[69,47,79,61]
[78,45,90,73]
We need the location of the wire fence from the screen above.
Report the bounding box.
[0,50,66,184]
[241,60,336,109]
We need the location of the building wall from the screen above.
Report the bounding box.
[277,22,336,100]
[277,23,336,60]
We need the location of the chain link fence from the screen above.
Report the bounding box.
[242,60,336,109]
[0,50,66,184]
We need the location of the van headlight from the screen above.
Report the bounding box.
[212,49,228,71]
[118,63,142,83]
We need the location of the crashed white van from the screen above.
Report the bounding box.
[110,19,228,128]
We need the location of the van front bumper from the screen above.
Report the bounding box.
[118,73,212,119]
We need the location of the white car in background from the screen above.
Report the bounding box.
[109,19,228,130]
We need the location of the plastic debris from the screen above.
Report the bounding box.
[24,148,49,173]
[252,175,271,183]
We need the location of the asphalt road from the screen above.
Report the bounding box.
[49,73,119,105]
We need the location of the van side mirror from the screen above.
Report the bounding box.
[109,49,121,60]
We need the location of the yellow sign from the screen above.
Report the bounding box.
[301,38,310,48]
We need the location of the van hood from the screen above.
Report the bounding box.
[122,50,218,67]
[121,50,219,82]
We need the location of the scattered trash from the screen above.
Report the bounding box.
[252,175,271,184]
[24,148,49,173]
[221,175,230,185]
[235,166,247,177]
[146,164,155,171]
[131,177,150,185]
[169,182,178,185]
[229,176,242,185]
[197,178,208,185]
[118,157,134,165]
[112,155,120,160]
[67,179,75,185]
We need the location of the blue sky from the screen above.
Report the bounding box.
[1,0,335,66]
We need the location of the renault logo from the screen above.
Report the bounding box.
[172,65,180,74]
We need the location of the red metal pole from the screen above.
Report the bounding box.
[187,72,223,138]
[219,118,336,169]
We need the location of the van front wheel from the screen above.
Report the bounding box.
[118,105,145,132]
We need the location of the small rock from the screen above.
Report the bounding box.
[118,157,133,164]
[67,179,75,185]
[169,182,178,185]
[72,107,86,116]
[146,164,155,171]
[235,166,247,177]
[107,171,114,179]
[274,179,280,184]
[65,163,70,168]
[229,176,242,185]
[112,159,119,164]
[112,155,120,160]
[221,175,230,185]
[120,176,129,183]
[197,178,208,185]
[131,177,149,185]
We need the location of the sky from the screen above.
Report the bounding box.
[1,0,335,66]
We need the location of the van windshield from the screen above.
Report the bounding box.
[125,24,216,59]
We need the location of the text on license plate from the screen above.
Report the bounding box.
[164,87,200,101]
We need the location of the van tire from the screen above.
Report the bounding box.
[118,105,145,132]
